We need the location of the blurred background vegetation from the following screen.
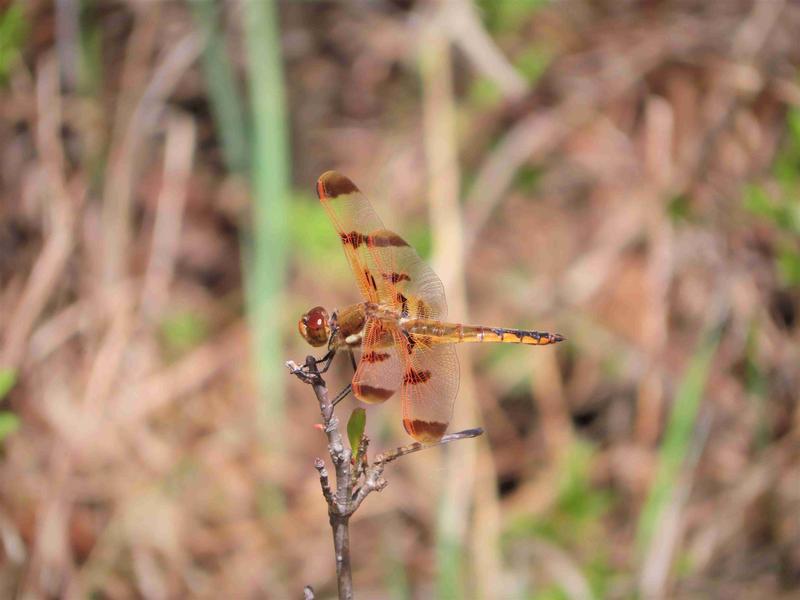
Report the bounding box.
[0,0,799,598]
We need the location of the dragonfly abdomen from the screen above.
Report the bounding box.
[405,320,564,346]
[460,326,564,345]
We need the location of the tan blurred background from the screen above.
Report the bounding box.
[1,0,799,598]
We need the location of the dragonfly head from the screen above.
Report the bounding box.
[298,306,331,347]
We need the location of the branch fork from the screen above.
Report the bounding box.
[286,354,482,599]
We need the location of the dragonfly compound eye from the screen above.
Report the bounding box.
[298,306,330,347]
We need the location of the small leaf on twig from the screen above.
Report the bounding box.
[347,407,367,462]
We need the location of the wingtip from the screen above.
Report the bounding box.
[316,171,359,199]
[552,333,566,343]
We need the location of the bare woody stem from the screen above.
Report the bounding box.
[287,355,483,599]
[298,355,354,600]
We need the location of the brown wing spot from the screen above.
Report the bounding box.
[317,171,359,199]
[396,292,409,316]
[382,272,411,284]
[362,351,390,363]
[364,269,378,291]
[402,330,416,354]
[403,419,447,443]
[367,232,410,247]
[340,231,367,248]
[353,383,395,404]
[403,368,432,385]
[416,299,429,318]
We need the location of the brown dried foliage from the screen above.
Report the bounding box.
[0,1,799,598]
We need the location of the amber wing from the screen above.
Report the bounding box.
[397,330,459,442]
[316,171,458,441]
[316,171,447,320]
[351,318,403,404]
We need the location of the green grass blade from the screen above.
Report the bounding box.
[436,529,464,600]
[190,0,250,174]
[242,0,290,449]
[636,323,722,551]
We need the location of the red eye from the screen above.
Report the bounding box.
[306,307,327,331]
[298,306,330,347]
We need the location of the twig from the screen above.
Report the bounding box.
[1,56,81,370]
[287,355,483,599]
[351,428,483,514]
[289,356,352,599]
[377,428,484,466]
[115,323,247,424]
[462,107,571,256]
[314,458,335,509]
[440,0,528,102]
[140,111,196,320]
[102,22,200,285]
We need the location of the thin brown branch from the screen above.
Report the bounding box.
[351,434,370,489]
[116,323,247,424]
[140,111,196,319]
[441,0,528,102]
[1,56,81,370]
[289,356,352,600]
[102,22,200,285]
[350,427,484,513]
[376,427,484,466]
[314,458,335,509]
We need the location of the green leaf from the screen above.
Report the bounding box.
[347,407,367,459]
[0,411,19,441]
[0,369,17,400]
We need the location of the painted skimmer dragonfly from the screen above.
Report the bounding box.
[298,171,564,442]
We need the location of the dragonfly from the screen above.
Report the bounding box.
[298,171,564,443]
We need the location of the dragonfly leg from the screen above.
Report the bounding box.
[347,347,357,373]
[313,325,343,375]
[331,384,352,407]
[315,347,337,374]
